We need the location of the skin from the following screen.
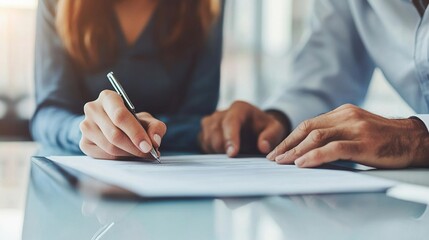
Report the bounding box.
[80,90,167,159]
[200,101,429,169]
[114,0,158,46]
[267,104,429,169]
[80,0,165,159]
[199,101,289,156]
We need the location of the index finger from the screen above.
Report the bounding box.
[222,113,246,157]
[101,91,153,153]
[269,113,335,160]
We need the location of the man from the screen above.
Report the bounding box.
[199,0,429,168]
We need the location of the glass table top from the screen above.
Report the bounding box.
[21,156,429,240]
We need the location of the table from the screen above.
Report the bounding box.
[0,142,38,240]
[1,142,429,240]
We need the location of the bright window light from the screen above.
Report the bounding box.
[0,0,36,9]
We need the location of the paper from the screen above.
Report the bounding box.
[47,155,396,197]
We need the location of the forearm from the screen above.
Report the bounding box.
[31,106,84,153]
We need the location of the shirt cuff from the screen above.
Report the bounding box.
[412,114,429,132]
[67,115,85,152]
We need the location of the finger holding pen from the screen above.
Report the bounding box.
[80,89,166,160]
[107,72,164,162]
[136,112,167,150]
[101,90,164,155]
[81,90,144,158]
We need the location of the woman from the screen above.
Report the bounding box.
[31,0,223,159]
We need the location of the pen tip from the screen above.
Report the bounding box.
[150,149,161,164]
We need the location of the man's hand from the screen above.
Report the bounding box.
[267,104,429,169]
[199,101,289,157]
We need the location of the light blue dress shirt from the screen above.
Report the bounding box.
[265,0,429,130]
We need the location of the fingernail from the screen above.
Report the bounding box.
[275,152,287,162]
[139,141,151,153]
[227,146,235,156]
[154,134,162,147]
[295,156,306,167]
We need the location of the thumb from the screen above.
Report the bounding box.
[258,122,286,154]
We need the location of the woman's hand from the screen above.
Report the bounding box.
[268,104,429,169]
[79,90,167,159]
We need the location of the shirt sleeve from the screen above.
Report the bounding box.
[263,0,376,129]
[155,12,224,153]
[30,0,86,153]
[413,114,429,132]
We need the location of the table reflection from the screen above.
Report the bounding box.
[23,157,429,240]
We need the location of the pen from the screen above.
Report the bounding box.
[107,72,161,163]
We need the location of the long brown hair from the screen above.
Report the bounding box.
[56,0,220,71]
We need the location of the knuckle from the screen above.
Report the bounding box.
[272,147,279,155]
[355,120,370,131]
[290,147,302,157]
[111,108,128,125]
[231,101,244,108]
[83,102,95,114]
[309,129,324,143]
[340,103,356,110]
[107,129,124,143]
[298,120,312,133]
[344,107,362,120]
[158,121,167,133]
[79,120,89,132]
[99,89,113,99]
[279,140,288,150]
[79,120,91,135]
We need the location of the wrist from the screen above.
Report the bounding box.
[408,117,429,167]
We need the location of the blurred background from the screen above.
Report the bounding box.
[0,0,416,141]
[0,0,416,239]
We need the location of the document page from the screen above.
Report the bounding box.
[47,155,396,197]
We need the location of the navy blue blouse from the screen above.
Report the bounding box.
[31,0,223,153]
